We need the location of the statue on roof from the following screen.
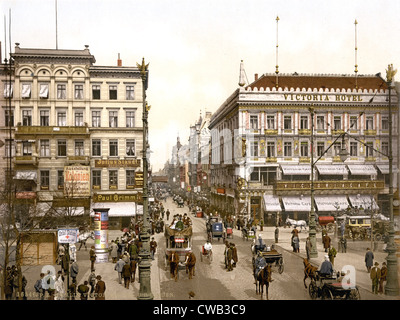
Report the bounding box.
[386,64,397,83]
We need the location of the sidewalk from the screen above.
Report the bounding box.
[249,225,400,300]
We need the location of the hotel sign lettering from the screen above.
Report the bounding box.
[95,159,141,168]
[284,93,363,102]
[276,180,384,192]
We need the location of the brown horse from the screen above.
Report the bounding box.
[185,252,196,279]
[303,258,318,288]
[168,251,180,281]
[255,264,272,300]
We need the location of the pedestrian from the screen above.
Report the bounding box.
[292,235,300,253]
[122,261,132,289]
[166,209,170,221]
[225,242,233,271]
[365,248,374,273]
[274,226,279,243]
[13,270,28,300]
[109,240,118,263]
[70,259,79,283]
[54,271,65,300]
[88,271,96,298]
[328,246,337,265]
[94,275,106,300]
[69,278,77,300]
[322,234,331,253]
[231,243,238,267]
[34,273,45,300]
[89,246,96,272]
[378,262,387,294]
[305,237,312,260]
[150,237,157,260]
[370,262,381,294]
[115,255,125,284]
[129,239,140,261]
[4,267,13,300]
[77,281,89,300]
[339,236,347,253]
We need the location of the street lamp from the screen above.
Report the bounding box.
[136,57,153,300]
[384,64,399,296]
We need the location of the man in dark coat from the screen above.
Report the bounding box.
[94,275,106,300]
[77,281,89,300]
[365,248,374,273]
[89,246,96,272]
[122,262,132,289]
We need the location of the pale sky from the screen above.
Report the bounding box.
[2,0,400,171]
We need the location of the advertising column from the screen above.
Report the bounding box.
[93,208,110,263]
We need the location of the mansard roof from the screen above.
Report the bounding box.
[248,73,388,91]
[11,46,96,64]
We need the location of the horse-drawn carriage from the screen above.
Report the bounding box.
[164,224,193,280]
[308,272,360,300]
[206,217,226,242]
[241,226,256,241]
[251,244,284,274]
[316,216,335,233]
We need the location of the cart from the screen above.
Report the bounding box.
[252,246,284,274]
[206,217,226,243]
[316,216,335,234]
[242,227,256,241]
[308,272,360,300]
[164,225,193,274]
[200,245,213,262]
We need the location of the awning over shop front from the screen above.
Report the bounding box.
[314,195,349,211]
[347,164,377,175]
[90,202,138,217]
[263,195,282,212]
[348,194,379,210]
[377,164,399,174]
[14,170,37,181]
[280,165,311,175]
[282,196,311,212]
[316,164,347,175]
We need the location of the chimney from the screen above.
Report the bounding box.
[117,53,122,67]
[255,73,259,81]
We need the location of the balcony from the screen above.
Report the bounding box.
[14,155,38,166]
[264,129,278,135]
[364,130,377,136]
[298,129,311,135]
[67,156,90,165]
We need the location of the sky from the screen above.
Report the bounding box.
[1,0,400,171]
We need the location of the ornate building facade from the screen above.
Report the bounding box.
[209,70,399,225]
[0,44,144,229]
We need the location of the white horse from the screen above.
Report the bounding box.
[286,217,307,230]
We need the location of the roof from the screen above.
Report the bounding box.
[11,46,96,64]
[248,73,388,91]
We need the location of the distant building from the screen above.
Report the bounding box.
[209,68,399,225]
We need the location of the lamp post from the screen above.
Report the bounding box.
[384,64,399,296]
[137,57,153,300]
[308,107,318,258]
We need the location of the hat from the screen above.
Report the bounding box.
[374,262,379,266]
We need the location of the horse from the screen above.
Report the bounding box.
[185,252,196,279]
[255,264,272,300]
[168,251,180,281]
[286,217,307,230]
[77,231,94,251]
[303,258,318,288]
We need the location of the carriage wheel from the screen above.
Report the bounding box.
[327,223,334,233]
[347,287,361,300]
[374,233,382,242]
[321,286,333,300]
[308,280,318,300]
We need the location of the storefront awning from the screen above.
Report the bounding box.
[314,195,349,211]
[316,164,347,175]
[282,196,311,212]
[91,202,137,217]
[263,195,282,212]
[348,194,379,210]
[281,165,311,175]
[377,164,399,174]
[14,170,37,181]
[347,164,377,175]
